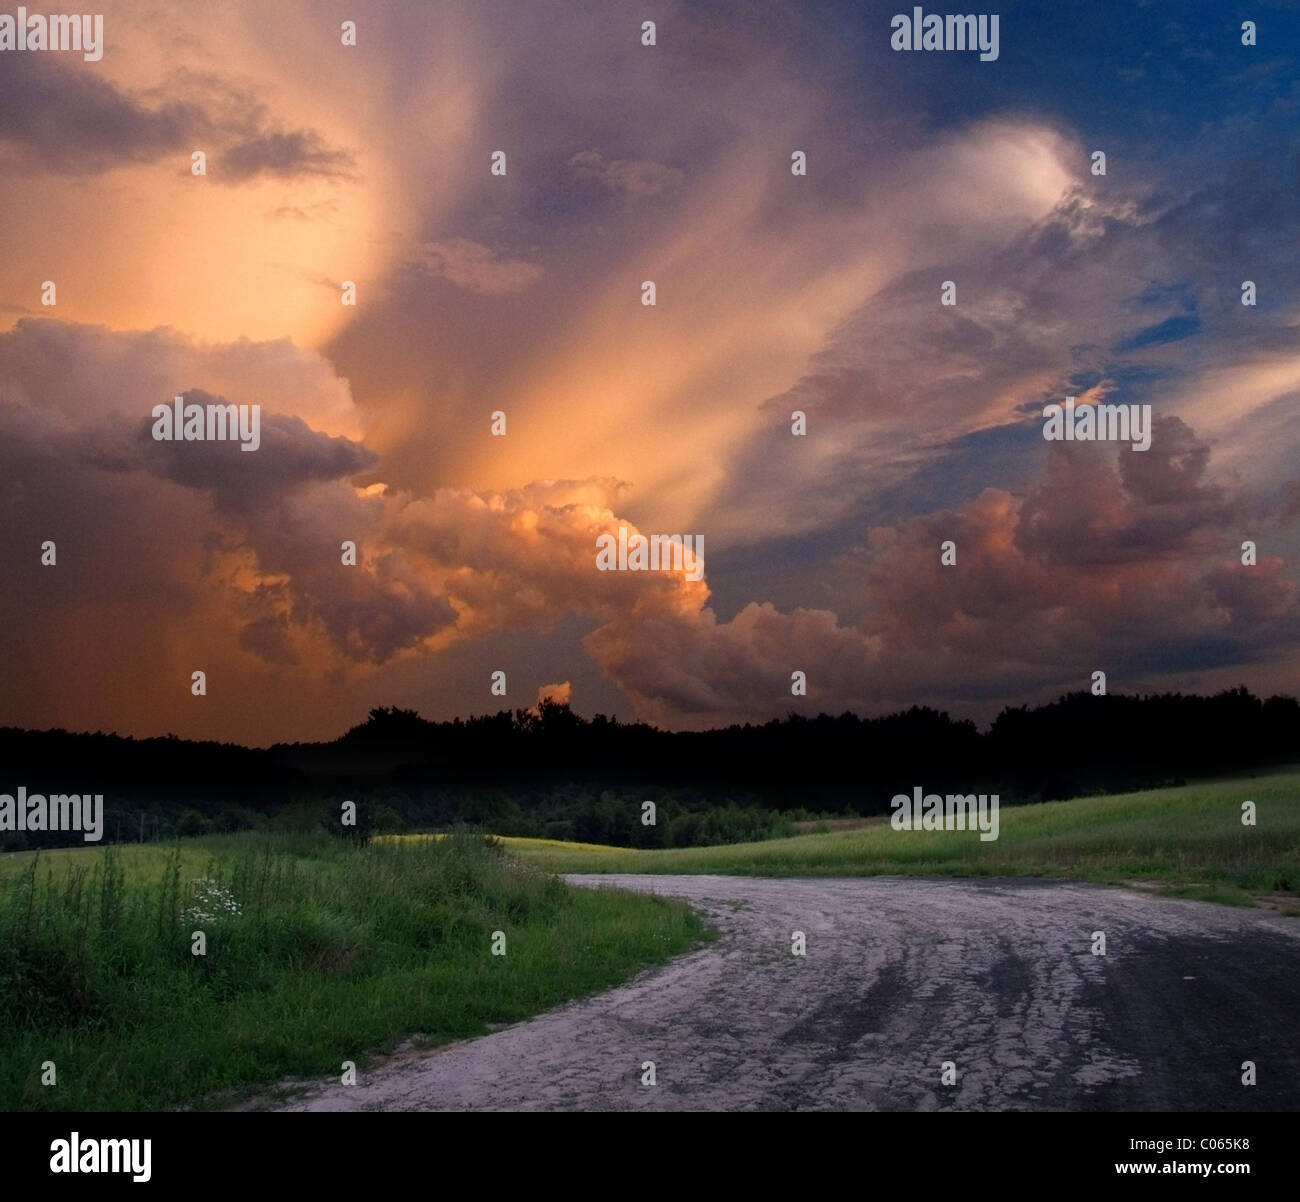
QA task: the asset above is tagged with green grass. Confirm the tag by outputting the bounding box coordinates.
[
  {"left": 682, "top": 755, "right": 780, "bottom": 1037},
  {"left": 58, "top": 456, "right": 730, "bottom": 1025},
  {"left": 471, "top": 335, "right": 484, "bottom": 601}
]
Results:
[
  {"left": 0, "top": 831, "right": 701, "bottom": 1111},
  {"left": 502, "top": 775, "right": 1300, "bottom": 904}
]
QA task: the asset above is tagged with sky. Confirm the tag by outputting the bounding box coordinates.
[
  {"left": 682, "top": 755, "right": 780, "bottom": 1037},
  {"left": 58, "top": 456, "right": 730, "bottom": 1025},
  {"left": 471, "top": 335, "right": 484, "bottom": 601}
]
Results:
[{"left": 1, "top": 0, "right": 1298, "bottom": 744}]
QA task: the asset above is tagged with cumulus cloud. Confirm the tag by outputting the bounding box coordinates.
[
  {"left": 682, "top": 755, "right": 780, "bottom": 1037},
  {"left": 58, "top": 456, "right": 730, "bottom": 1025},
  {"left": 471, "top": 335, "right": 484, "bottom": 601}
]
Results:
[
  {"left": 4, "top": 305, "right": 1298, "bottom": 739},
  {"left": 0, "top": 322, "right": 700, "bottom": 723},
  {"left": 140, "top": 396, "right": 378, "bottom": 505},
  {"left": 586, "top": 428, "right": 1300, "bottom": 728},
  {"left": 0, "top": 323, "right": 441, "bottom": 701},
  {"left": 0, "top": 318, "right": 363, "bottom": 438},
  {"left": 535, "top": 681, "right": 572, "bottom": 708},
  {"left": 1, "top": 1, "right": 1297, "bottom": 742},
  {"left": 712, "top": 139, "right": 1300, "bottom": 552}
]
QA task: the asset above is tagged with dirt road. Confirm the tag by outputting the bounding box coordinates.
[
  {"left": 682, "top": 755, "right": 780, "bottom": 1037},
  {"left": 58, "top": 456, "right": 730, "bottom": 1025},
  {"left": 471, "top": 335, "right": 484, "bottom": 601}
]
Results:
[{"left": 260, "top": 875, "right": 1300, "bottom": 1111}]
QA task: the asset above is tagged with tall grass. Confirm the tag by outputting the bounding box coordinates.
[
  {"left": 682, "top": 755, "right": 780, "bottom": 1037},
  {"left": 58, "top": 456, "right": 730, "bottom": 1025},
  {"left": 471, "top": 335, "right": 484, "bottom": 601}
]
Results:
[{"left": 0, "top": 831, "right": 700, "bottom": 1111}]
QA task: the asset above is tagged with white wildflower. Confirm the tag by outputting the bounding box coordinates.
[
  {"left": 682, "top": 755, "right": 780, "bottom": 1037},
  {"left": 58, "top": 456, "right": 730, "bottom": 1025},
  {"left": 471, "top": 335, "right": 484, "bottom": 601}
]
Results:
[{"left": 181, "top": 877, "right": 242, "bottom": 925}]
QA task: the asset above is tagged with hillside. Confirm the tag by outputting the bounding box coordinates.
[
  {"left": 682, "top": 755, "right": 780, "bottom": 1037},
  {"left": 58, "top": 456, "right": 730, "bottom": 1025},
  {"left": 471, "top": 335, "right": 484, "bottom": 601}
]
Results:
[{"left": 497, "top": 774, "right": 1300, "bottom": 909}]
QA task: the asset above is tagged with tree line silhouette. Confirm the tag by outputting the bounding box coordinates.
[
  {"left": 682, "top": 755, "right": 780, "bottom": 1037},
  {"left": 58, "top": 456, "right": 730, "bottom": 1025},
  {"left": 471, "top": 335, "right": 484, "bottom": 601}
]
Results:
[{"left": 1, "top": 686, "right": 1296, "bottom": 849}]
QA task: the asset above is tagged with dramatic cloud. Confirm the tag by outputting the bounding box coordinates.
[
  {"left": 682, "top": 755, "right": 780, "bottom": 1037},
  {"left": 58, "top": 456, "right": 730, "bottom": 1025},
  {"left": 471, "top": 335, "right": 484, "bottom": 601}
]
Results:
[
  {"left": 0, "top": 55, "right": 354, "bottom": 181},
  {"left": 0, "top": 319, "right": 363, "bottom": 438},
  {"left": 588, "top": 431, "right": 1300, "bottom": 728},
  {"left": 0, "top": 55, "right": 200, "bottom": 172},
  {"left": 0, "top": 0, "right": 1296, "bottom": 741}
]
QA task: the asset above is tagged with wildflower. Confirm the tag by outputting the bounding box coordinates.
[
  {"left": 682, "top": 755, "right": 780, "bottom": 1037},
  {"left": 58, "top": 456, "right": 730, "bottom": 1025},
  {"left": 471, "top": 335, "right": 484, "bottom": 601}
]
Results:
[{"left": 181, "top": 878, "right": 242, "bottom": 925}]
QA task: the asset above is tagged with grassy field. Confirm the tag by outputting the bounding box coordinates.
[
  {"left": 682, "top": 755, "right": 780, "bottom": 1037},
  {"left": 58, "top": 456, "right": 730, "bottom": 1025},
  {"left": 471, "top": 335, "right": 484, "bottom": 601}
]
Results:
[
  {"left": 498, "top": 775, "right": 1300, "bottom": 909},
  {"left": 5, "top": 776, "right": 1293, "bottom": 1111},
  {"left": 0, "top": 831, "right": 702, "bottom": 1111}
]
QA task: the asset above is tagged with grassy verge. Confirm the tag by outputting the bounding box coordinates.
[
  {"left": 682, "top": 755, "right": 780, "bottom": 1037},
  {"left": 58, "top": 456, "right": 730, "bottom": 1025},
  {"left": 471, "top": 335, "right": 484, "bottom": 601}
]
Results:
[
  {"left": 0, "top": 831, "right": 701, "bottom": 1111},
  {"left": 498, "top": 775, "right": 1300, "bottom": 908}
]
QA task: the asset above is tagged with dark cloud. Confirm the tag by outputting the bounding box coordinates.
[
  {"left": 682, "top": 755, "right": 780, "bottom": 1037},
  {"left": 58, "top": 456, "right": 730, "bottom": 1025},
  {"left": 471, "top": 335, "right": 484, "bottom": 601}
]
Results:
[
  {"left": 1018, "top": 417, "right": 1232, "bottom": 566},
  {"left": 0, "top": 55, "right": 354, "bottom": 181},
  {"left": 585, "top": 413, "right": 1300, "bottom": 728},
  {"left": 219, "top": 131, "right": 355, "bottom": 183},
  {"left": 0, "top": 55, "right": 200, "bottom": 171},
  {"left": 140, "top": 392, "right": 377, "bottom": 509}
]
